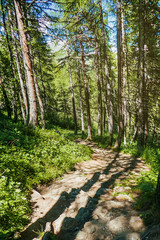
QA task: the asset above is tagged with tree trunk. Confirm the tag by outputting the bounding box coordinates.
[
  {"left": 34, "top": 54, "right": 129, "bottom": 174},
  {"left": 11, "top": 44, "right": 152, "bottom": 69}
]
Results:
[
  {"left": 121, "top": 6, "right": 127, "bottom": 146},
  {"left": 1, "top": 0, "right": 18, "bottom": 121},
  {"left": 77, "top": 66, "right": 85, "bottom": 136},
  {"left": 67, "top": 45, "right": 77, "bottom": 134},
  {"left": 99, "top": 0, "right": 113, "bottom": 145},
  {"left": 38, "top": 55, "right": 47, "bottom": 109},
  {"left": 29, "top": 45, "right": 45, "bottom": 128},
  {"left": 126, "top": 41, "right": 131, "bottom": 140},
  {"left": 18, "top": 92, "right": 26, "bottom": 124},
  {"left": 137, "top": 0, "right": 145, "bottom": 145},
  {"left": 8, "top": 6, "right": 28, "bottom": 123},
  {"left": 0, "top": 77, "right": 12, "bottom": 119},
  {"left": 25, "top": 12, "right": 45, "bottom": 128},
  {"left": 14, "top": 0, "right": 38, "bottom": 127},
  {"left": 143, "top": 1, "right": 148, "bottom": 146},
  {"left": 114, "top": 0, "right": 124, "bottom": 148},
  {"left": 34, "top": 73, "right": 45, "bottom": 128},
  {"left": 79, "top": 40, "right": 92, "bottom": 140},
  {"left": 61, "top": 86, "right": 69, "bottom": 122},
  {"left": 95, "top": 39, "right": 102, "bottom": 136}
]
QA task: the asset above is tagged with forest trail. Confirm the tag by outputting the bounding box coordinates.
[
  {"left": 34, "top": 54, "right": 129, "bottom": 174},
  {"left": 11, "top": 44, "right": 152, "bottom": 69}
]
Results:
[{"left": 21, "top": 139, "right": 151, "bottom": 240}]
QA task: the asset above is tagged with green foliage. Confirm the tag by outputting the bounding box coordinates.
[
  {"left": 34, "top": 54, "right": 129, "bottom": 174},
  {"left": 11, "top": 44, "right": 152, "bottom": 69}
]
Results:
[
  {"left": 0, "top": 177, "right": 30, "bottom": 233},
  {"left": 120, "top": 141, "right": 160, "bottom": 224},
  {"left": 122, "top": 142, "right": 160, "bottom": 172},
  {"left": 135, "top": 171, "right": 157, "bottom": 206},
  {"left": 0, "top": 115, "right": 92, "bottom": 237},
  {"left": 33, "top": 226, "right": 58, "bottom": 240}
]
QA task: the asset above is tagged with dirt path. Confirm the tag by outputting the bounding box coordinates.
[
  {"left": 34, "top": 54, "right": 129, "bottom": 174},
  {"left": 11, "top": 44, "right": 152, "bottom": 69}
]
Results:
[{"left": 21, "top": 140, "right": 150, "bottom": 240}]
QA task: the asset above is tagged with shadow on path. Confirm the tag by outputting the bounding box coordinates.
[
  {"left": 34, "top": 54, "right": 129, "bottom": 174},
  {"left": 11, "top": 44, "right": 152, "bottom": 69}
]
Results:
[
  {"left": 57, "top": 154, "right": 141, "bottom": 240},
  {"left": 21, "top": 141, "right": 142, "bottom": 240}
]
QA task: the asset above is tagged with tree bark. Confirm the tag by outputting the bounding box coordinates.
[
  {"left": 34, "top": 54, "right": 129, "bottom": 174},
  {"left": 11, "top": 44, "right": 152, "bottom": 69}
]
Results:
[
  {"left": 95, "top": 39, "right": 102, "bottom": 136},
  {"left": 38, "top": 55, "right": 47, "bottom": 109},
  {"left": 29, "top": 46, "right": 45, "bottom": 128},
  {"left": 8, "top": 6, "right": 28, "bottom": 123},
  {"left": 1, "top": 0, "right": 18, "bottom": 121},
  {"left": 99, "top": 0, "right": 113, "bottom": 145},
  {"left": 14, "top": 0, "right": 38, "bottom": 127},
  {"left": 18, "top": 92, "right": 26, "bottom": 124},
  {"left": 0, "top": 77, "right": 12, "bottom": 119},
  {"left": 79, "top": 40, "right": 92, "bottom": 139},
  {"left": 137, "top": 0, "right": 144, "bottom": 145},
  {"left": 25, "top": 11, "right": 45, "bottom": 128},
  {"left": 143, "top": 1, "right": 148, "bottom": 146},
  {"left": 67, "top": 45, "right": 77, "bottom": 134},
  {"left": 121, "top": 6, "right": 127, "bottom": 146},
  {"left": 126, "top": 40, "right": 131, "bottom": 140},
  {"left": 77, "top": 66, "right": 85, "bottom": 135},
  {"left": 114, "top": 0, "right": 124, "bottom": 148},
  {"left": 34, "top": 73, "right": 45, "bottom": 128}
]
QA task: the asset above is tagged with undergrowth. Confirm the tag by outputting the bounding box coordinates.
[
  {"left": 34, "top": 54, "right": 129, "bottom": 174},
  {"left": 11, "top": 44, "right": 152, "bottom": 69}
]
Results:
[
  {"left": 93, "top": 132, "right": 160, "bottom": 224},
  {"left": 0, "top": 115, "right": 92, "bottom": 239},
  {"left": 121, "top": 142, "right": 159, "bottom": 224}
]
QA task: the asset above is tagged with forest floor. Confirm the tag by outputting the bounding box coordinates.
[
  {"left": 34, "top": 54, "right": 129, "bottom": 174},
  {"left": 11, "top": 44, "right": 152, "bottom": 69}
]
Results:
[{"left": 20, "top": 139, "right": 157, "bottom": 240}]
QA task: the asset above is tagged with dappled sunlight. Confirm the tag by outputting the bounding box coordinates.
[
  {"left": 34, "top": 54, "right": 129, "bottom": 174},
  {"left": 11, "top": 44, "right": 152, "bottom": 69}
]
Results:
[{"left": 21, "top": 140, "right": 149, "bottom": 240}]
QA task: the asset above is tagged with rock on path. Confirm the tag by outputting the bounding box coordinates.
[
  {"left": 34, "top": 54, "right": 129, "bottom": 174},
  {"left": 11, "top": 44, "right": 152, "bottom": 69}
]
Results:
[{"left": 21, "top": 139, "right": 150, "bottom": 240}]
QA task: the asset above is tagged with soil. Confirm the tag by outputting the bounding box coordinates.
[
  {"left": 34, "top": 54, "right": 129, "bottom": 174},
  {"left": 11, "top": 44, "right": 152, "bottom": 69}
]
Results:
[{"left": 20, "top": 139, "right": 152, "bottom": 240}]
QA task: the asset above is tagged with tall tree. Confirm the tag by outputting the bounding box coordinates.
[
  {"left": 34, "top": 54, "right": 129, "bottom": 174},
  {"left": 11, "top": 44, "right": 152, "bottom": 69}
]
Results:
[
  {"left": 95, "top": 35, "right": 102, "bottom": 136},
  {"left": 99, "top": 0, "right": 113, "bottom": 145},
  {"left": 1, "top": 0, "right": 18, "bottom": 121},
  {"left": 13, "top": 0, "right": 38, "bottom": 127},
  {"left": 8, "top": 6, "right": 29, "bottom": 123},
  {"left": 79, "top": 39, "right": 92, "bottom": 139},
  {"left": 0, "top": 77, "right": 12, "bottom": 118},
  {"left": 114, "top": 0, "right": 124, "bottom": 148},
  {"left": 67, "top": 42, "right": 77, "bottom": 134}
]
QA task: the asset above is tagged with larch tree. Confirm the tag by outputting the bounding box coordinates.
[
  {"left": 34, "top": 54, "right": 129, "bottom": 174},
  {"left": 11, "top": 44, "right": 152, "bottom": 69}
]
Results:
[
  {"left": 98, "top": 0, "right": 113, "bottom": 146},
  {"left": 13, "top": 0, "right": 38, "bottom": 127},
  {"left": 66, "top": 40, "right": 78, "bottom": 134},
  {"left": 79, "top": 38, "right": 92, "bottom": 140},
  {"left": 114, "top": 0, "right": 124, "bottom": 148}
]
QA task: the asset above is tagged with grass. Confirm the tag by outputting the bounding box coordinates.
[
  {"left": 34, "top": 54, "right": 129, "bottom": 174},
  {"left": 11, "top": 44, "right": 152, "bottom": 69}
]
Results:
[
  {"left": 0, "top": 114, "right": 92, "bottom": 239},
  {"left": 115, "top": 142, "right": 159, "bottom": 224},
  {"left": 92, "top": 131, "right": 160, "bottom": 224}
]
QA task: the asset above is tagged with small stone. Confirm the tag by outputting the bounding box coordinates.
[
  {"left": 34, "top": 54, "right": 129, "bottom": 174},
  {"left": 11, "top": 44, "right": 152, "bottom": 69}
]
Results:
[
  {"left": 77, "top": 190, "right": 89, "bottom": 207},
  {"left": 76, "top": 231, "right": 88, "bottom": 240},
  {"left": 116, "top": 193, "right": 132, "bottom": 202},
  {"left": 125, "top": 232, "right": 141, "bottom": 240},
  {"left": 92, "top": 205, "right": 108, "bottom": 220},
  {"left": 32, "top": 189, "right": 45, "bottom": 201},
  {"left": 129, "top": 216, "right": 144, "bottom": 231},
  {"left": 53, "top": 213, "right": 66, "bottom": 234},
  {"left": 104, "top": 200, "right": 125, "bottom": 209},
  {"left": 84, "top": 221, "right": 96, "bottom": 234},
  {"left": 44, "top": 222, "right": 52, "bottom": 232},
  {"left": 107, "top": 215, "right": 128, "bottom": 234}
]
